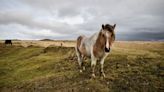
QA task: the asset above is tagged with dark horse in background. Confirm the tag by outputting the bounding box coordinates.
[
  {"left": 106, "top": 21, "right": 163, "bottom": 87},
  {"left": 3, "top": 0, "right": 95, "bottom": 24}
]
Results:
[
  {"left": 5, "top": 40, "right": 12, "bottom": 46},
  {"left": 75, "top": 24, "right": 116, "bottom": 78}
]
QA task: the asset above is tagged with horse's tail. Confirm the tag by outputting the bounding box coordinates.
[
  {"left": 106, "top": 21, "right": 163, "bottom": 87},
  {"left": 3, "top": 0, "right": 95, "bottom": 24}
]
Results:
[
  {"left": 75, "top": 36, "right": 83, "bottom": 55},
  {"left": 75, "top": 36, "right": 84, "bottom": 68},
  {"left": 77, "top": 36, "right": 83, "bottom": 50}
]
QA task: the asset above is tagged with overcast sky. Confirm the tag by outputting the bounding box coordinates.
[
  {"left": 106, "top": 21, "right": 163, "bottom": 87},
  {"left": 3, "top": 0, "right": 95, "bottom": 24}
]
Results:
[{"left": 0, "top": 0, "right": 164, "bottom": 40}]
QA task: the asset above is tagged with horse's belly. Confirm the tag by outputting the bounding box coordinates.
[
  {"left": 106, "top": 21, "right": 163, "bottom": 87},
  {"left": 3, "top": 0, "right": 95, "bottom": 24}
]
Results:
[
  {"left": 80, "top": 48, "right": 91, "bottom": 57},
  {"left": 84, "top": 43, "right": 92, "bottom": 56},
  {"left": 79, "top": 44, "right": 91, "bottom": 57}
]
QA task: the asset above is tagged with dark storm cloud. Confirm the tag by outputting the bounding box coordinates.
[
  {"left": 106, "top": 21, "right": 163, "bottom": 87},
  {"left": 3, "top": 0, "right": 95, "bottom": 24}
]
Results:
[{"left": 0, "top": 0, "right": 164, "bottom": 40}]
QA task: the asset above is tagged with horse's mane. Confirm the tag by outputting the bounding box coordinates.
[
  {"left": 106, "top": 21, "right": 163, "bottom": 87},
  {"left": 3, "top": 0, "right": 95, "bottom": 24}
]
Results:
[
  {"left": 104, "top": 24, "right": 115, "bottom": 42},
  {"left": 111, "top": 31, "right": 115, "bottom": 42}
]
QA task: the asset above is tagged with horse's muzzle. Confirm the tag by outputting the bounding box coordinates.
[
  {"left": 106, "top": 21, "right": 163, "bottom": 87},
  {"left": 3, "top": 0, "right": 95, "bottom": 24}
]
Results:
[{"left": 105, "top": 47, "right": 110, "bottom": 52}]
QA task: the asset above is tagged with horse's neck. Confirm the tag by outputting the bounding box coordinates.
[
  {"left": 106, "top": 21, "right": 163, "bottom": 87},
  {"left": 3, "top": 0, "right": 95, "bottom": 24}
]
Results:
[
  {"left": 94, "top": 31, "right": 106, "bottom": 49},
  {"left": 89, "top": 33, "right": 99, "bottom": 41}
]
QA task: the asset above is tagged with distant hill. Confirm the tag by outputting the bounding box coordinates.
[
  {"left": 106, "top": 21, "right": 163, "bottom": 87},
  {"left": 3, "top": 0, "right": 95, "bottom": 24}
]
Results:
[{"left": 40, "top": 39, "right": 54, "bottom": 41}]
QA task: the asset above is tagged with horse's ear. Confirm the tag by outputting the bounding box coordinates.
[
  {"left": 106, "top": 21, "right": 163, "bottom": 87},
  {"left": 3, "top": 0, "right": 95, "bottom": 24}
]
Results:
[
  {"left": 102, "top": 24, "right": 105, "bottom": 29},
  {"left": 113, "top": 24, "right": 116, "bottom": 29}
]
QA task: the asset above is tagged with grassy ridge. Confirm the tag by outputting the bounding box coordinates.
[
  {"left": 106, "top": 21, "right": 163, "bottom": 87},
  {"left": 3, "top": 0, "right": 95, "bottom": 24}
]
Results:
[{"left": 0, "top": 42, "right": 164, "bottom": 92}]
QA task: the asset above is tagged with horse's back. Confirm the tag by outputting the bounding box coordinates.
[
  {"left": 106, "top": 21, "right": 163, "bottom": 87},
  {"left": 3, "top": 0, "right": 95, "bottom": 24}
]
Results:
[{"left": 76, "top": 33, "right": 99, "bottom": 57}]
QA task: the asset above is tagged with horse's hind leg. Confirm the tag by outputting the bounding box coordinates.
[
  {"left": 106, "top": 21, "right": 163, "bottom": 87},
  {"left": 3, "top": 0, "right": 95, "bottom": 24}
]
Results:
[
  {"left": 75, "top": 47, "right": 84, "bottom": 72},
  {"left": 81, "top": 55, "right": 86, "bottom": 71}
]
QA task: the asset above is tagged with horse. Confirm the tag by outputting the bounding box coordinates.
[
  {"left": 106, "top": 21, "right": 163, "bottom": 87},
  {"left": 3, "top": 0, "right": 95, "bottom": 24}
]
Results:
[
  {"left": 5, "top": 40, "right": 12, "bottom": 46},
  {"left": 75, "top": 24, "right": 116, "bottom": 78}
]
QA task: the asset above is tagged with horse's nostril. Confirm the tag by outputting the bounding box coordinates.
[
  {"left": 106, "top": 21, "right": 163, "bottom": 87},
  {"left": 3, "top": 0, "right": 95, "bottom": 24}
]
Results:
[{"left": 105, "top": 47, "right": 110, "bottom": 52}]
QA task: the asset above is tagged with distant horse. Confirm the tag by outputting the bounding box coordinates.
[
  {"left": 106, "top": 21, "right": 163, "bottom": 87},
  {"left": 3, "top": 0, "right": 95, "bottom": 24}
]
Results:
[
  {"left": 75, "top": 24, "right": 116, "bottom": 78},
  {"left": 5, "top": 40, "right": 12, "bottom": 46}
]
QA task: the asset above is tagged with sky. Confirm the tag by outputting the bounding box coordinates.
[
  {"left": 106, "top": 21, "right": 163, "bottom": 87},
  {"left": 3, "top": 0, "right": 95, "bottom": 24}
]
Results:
[{"left": 0, "top": 0, "right": 164, "bottom": 41}]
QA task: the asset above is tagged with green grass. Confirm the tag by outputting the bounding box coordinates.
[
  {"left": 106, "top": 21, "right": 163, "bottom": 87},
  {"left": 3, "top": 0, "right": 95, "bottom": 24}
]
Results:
[{"left": 0, "top": 42, "right": 164, "bottom": 92}]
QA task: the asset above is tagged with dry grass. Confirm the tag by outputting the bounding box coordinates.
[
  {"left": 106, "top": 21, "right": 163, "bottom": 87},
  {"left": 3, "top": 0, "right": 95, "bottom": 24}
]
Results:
[
  {"left": 0, "top": 41, "right": 163, "bottom": 92},
  {"left": 0, "top": 40, "right": 75, "bottom": 47}
]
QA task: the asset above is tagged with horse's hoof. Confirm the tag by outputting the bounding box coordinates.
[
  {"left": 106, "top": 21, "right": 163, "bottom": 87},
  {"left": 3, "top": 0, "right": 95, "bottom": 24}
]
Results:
[
  {"left": 91, "top": 74, "right": 96, "bottom": 78},
  {"left": 101, "top": 73, "right": 106, "bottom": 78},
  {"left": 82, "top": 66, "right": 86, "bottom": 71},
  {"left": 80, "top": 70, "right": 83, "bottom": 73}
]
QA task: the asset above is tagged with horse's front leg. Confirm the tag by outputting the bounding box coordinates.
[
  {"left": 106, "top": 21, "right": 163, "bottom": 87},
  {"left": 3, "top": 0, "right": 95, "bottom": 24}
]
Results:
[
  {"left": 91, "top": 56, "right": 97, "bottom": 78},
  {"left": 100, "top": 59, "right": 106, "bottom": 78}
]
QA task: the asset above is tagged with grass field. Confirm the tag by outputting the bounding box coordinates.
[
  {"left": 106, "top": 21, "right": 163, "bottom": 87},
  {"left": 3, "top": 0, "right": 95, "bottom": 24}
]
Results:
[{"left": 0, "top": 41, "right": 163, "bottom": 92}]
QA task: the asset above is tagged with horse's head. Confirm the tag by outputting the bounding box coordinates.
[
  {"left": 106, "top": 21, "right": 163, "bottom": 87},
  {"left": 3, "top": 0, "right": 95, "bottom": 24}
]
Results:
[{"left": 101, "top": 24, "right": 116, "bottom": 52}]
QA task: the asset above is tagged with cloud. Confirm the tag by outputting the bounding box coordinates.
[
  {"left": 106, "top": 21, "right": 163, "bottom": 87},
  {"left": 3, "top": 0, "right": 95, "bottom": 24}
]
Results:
[{"left": 0, "top": 0, "right": 164, "bottom": 40}]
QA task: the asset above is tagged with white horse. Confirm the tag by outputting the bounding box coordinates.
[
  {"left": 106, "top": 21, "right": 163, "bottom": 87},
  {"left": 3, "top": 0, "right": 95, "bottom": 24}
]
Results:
[{"left": 75, "top": 24, "right": 116, "bottom": 78}]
